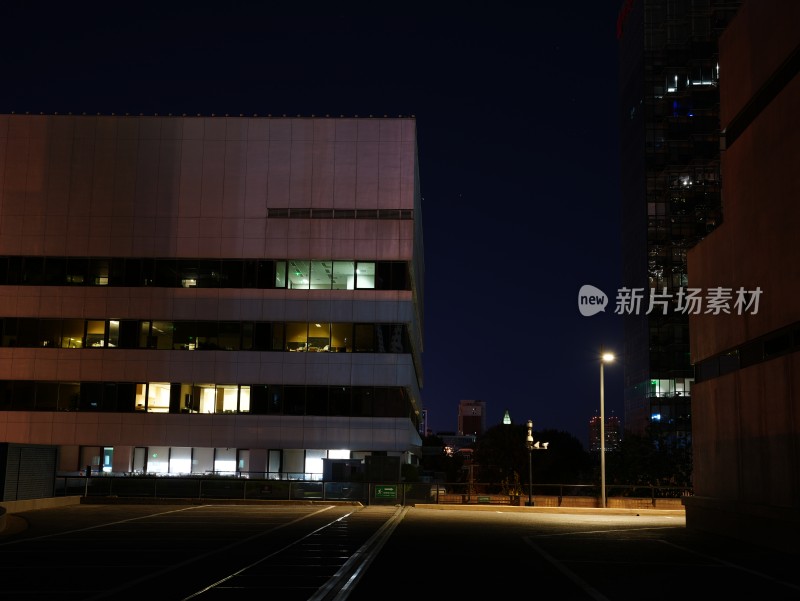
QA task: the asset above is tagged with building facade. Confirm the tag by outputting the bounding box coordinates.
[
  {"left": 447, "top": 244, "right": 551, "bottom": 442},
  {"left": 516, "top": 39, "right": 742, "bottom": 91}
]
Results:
[
  {"left": 0, "top": 114, "right": 424, "bottom": 479},
  {"left": 457, "top": 399, "right": 486, "bottom": 436},
  {"left": 588, "top": 414, "right": 621, "bottom": 453},
  {"left": 617, "top": 0, "right": 742, "bottom": 440},
  {"left": 419, "top": 407, "right": 429, "bottom": 438},
  {"left": 684, "top": 0, "right": 800, "bottom": 552}
]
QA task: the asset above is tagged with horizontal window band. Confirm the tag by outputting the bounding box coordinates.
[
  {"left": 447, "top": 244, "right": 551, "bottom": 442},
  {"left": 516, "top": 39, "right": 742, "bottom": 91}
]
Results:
[
  {"left": 0, "top": 319, "right": 413, "bottom": 354},
  {"left": 0, "top": 257, "right": 412, "bottom": 291},
  {"left": 267, "top": 208, "right": 413, "bottom": 219}
]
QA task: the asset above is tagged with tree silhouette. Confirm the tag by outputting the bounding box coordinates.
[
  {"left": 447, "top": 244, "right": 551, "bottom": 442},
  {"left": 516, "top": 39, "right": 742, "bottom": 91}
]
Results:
[
  {"left": 422, "top": 424, "right": 691, "bottom": 489},
  {"left": 604, "top": 427, "right": 693, "bottom": 487},
  {"left": 472, "top": 424, "right": 592, "bottom": 485}
]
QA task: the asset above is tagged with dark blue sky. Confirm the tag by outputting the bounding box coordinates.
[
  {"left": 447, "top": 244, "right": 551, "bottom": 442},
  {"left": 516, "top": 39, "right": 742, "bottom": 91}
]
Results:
[{"left": 1, "top": 3, "right": 626, "bottom": 447}]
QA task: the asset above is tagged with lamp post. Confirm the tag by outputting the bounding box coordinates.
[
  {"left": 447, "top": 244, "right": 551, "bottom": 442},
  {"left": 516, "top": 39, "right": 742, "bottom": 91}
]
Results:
[
  {"left": 525, "top": 420, "right": 548, "bottom": 507},
  {"left": 600, "top": 346, "right": 615, "bottom": 508},
  {"left": 526, "top": 420, "right": 534, "bottom": 506}
]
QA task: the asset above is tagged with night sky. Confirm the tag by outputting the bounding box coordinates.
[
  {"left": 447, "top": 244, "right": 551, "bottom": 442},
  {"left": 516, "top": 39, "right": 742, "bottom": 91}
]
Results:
[{"left": 1, "top": 3, "right": 626, "bottom": 447}]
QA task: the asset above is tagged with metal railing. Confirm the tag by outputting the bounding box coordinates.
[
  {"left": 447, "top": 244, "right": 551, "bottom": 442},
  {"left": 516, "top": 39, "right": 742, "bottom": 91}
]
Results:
[
  {"left": 54, "top": 476, "right": 692, "bottom": 507},
  {"left": 426, "top": 482, "right": 692, "bottom": 505}
]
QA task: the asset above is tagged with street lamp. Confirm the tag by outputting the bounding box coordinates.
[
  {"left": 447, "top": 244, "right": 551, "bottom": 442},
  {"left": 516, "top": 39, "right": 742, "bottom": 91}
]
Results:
[
  {"left": 600, "top": 346, "right": 615, "bottom": 508},
  {"left": 526, "top": 420, "right": 534, "bottom": 506},
  {"left": 525, "top": 419, "right": 549, "bottom": 507}
]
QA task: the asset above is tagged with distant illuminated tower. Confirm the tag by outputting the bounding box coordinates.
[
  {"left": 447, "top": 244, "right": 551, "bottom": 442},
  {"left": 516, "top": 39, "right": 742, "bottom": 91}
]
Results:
[
  {"left": 458, "top": 400, "right": 486, "bottom": 436},
  {"left": 589, "top": 414, "right": 621, "bottom": 453}
]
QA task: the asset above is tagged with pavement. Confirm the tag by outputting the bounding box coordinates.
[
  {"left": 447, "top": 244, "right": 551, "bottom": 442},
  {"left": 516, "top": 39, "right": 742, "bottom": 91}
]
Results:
[
  {"left": 413, "top": 503, "right": 685, "bottom": 515},
  {"left": 0, "top": 500, "right": 684, "bottom": 539},
  {"left": 0, "top": 514, "right": 29, "bottom": 537}
]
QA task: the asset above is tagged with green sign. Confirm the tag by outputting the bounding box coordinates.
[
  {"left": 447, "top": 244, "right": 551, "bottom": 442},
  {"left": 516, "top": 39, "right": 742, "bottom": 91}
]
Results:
[
  {"left": 375, "top": 485, "right": 397, "bottom": 499},
  {"left": 478, "top": 496, "right": 490, "bottom": 504}
]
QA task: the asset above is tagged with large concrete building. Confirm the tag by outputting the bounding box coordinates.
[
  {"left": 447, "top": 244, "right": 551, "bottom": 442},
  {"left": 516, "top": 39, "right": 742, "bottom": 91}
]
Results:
[
  {"left": 0, "top": 114, "right": 424, "bottom": 479},
  {"left": 684, "top": 0, "right": 800, "bottom": 552}
]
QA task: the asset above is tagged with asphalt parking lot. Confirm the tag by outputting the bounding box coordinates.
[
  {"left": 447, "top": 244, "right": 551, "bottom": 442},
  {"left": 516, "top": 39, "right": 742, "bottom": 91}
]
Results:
[
  {"left": 348, "top": 505, "right": 800, "bottom": 600},
  {"left": 2, "top": 502, "right": 799, "bottom": 600}
]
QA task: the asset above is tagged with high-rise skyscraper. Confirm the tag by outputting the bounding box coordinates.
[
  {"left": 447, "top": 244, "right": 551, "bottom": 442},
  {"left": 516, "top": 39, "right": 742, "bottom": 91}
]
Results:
[
  {"left": 617, "top": 0, "right": 742, "bottom": 441},
  {"left": 419, "top": 408, "right": 429, "bottom": 438},
  {"left": 457, "top": 399, "right": 486, "bottom": 436},
  {"left": 589, "top": 414, "right": 621, "bottom": 453}
]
